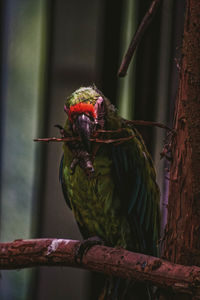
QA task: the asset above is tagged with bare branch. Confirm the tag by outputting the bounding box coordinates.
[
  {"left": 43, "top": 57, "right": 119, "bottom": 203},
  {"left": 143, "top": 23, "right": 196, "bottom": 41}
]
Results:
[
  {"left": 118, "top": 0, "right": 162, "bottom": 77},
  {"left": 33, "top": 135, "right": 136, "bottom": 144},
  {"left": 1, "top": 238, "right": 200, "bottom": 297},
  {"left": 33, "top": 137, "right": 78, "bottom": 143},
  {"left": 124, "top": 120, "right": 172, "bottom": 131},
  {"left": 33, "top": 121, "right": 172, "bottom": 144}
]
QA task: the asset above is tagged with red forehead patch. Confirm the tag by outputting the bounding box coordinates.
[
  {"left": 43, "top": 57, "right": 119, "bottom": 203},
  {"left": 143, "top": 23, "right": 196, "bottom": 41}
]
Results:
[{"left": 68, "top": 102, "right": 97, "bottom": 121}]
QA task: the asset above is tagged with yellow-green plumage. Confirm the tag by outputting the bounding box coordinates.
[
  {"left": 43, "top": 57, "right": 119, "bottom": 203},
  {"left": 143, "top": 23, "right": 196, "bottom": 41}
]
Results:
[
  {"left": 63, "top": 141, "right": 134, "bottom": 249},
  {"left": 61, "top": 86, "right": 160, "bottom": 255},
  {"left": 60, "top": 86, "right": 160, "bottom": 299}
]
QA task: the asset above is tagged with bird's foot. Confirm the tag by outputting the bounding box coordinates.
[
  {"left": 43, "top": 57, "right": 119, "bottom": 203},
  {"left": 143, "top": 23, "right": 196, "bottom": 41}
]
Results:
[
  {"left": 75, "top": 236, "right": 104, "bottom": 264},
  {"left": 70, "top": 150, "right": 95, "bottom": 177}
]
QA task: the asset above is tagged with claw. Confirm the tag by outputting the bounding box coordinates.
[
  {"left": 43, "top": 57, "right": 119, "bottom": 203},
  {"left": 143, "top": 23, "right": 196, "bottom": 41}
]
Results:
[
  {"left": 70, "top": 158, "right": 79, "bottom": 174},
  {"left": 75, "top": 236, "right": 104, "bottom": 264},
  {"left": 69, "top": 150, "right": 95, "bottom": 177},
  {"left": 54, "top": 124, "right": 66, "bottom": 137}
]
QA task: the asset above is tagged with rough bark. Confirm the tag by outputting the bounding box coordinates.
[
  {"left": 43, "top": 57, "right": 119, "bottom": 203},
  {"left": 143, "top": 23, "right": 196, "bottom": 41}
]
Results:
[
  {"left": 163, "top": 0, "right": 200, "bottom": 266},
  {"left": 1, "top": 239, "right": 200, "bottom": 297},
  {"left": 161, "top": 0, "right": 200, "bottom": 298}
]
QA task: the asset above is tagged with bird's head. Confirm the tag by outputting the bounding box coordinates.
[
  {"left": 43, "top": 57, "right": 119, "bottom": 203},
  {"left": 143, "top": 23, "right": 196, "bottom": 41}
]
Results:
[{"left": 64, "top": 86, "right": 106, "bottom": 152}]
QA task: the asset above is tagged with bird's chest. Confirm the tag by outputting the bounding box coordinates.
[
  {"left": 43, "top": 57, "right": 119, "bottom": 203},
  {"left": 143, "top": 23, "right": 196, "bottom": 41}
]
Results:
[{"left": 63, "top": 145, "right": 118, "bottom": 236}]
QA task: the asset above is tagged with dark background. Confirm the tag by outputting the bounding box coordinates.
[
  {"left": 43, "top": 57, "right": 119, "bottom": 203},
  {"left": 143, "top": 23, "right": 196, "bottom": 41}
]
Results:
[{"left": 0, "top": 0, "right": 185, "bottom": 299}]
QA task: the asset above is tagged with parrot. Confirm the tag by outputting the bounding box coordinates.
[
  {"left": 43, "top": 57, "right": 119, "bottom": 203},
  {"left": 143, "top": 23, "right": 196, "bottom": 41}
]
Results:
[{"left": 59, "top": 86, "right": 160, "bottom": 300}]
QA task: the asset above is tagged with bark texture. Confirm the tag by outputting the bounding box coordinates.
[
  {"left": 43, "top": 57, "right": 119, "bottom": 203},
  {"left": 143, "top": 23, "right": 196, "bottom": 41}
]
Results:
[
  {"left": 163, "top": 0, "right": 200, "bottom": 267},
  {"left": 160, "top": 2, "right": 200, "bottom": 298},
  {"left": 1, "top": 239, "right": 200, "bottom": 297}
]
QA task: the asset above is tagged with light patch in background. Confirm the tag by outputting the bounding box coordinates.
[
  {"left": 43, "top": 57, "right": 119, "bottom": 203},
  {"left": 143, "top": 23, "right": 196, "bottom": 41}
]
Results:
[
  {"left": 117, "top": 0, "right": 137, "bottom": 119},
  {"left": 0, "top": 0, "right": 46, "bottom": 299},
  {"left": 154, "top": 0, "right": 173, "bottom": 235}
]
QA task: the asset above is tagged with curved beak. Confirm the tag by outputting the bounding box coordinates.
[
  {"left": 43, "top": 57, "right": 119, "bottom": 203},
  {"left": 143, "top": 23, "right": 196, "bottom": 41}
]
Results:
[{"left": 74, "top": 114, "right": 94, "bottom": 152}]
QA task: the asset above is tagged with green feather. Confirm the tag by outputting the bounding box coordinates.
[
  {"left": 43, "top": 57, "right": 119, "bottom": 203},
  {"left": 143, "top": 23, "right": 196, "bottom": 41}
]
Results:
[
  {"left": 145, "top": 187, "right": 153, "bottom": 232},
  {"left": 140, "top": 193, "right": 147, "bottom": 226},
  {"left": 61, "top": 86, "right": 160, "bottom": 258},
  {"left": 128, "top": 167, "right": 141, "bottom": 214},
  {"left": 136, "top": 180, "right": 145, "bottom": 216}
]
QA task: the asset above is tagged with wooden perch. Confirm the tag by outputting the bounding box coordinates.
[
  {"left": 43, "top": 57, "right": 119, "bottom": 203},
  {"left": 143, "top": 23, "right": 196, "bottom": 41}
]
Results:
[{"left": 1, "top": 238, "right": 200, "bottom": 297}]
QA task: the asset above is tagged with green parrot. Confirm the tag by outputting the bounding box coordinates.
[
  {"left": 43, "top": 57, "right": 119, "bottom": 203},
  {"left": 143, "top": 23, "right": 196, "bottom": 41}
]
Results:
[{"left": 59, "top": 86, "right": 160, "bottom": 299}]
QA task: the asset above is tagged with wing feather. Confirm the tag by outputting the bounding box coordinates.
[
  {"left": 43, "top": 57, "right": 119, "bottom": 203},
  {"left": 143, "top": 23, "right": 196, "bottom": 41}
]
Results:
[{"left": 112, "top": 138, "right": 160, "bottom": 256}]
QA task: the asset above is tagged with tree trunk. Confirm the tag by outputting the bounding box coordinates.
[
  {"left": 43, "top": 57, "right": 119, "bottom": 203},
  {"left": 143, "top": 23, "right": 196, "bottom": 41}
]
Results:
[{"left": 162, "top": 0, "right": 200, "bottom": 298}]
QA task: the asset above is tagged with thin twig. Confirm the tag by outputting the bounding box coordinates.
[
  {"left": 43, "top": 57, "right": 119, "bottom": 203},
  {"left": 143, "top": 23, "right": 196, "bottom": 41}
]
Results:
[
  {"left": 34, "top": 135, "right": 136, "bottom": 144},
  {"left": 118, "top": 0, "right": 162, "bottom": 77},
  {"left": 34, "top": 137, "right": 79, "bottom": 143},
  {"left": 34, "top": 120, "right": 173, "bottom": 144},
  {"left": 125, "top": 119, "right": 172, "bottom": 132}
]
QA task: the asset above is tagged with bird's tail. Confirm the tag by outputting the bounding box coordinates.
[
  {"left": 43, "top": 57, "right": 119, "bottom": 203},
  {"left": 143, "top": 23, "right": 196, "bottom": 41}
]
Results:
[{"left": 98, "top": 277, "right": 152, "bottom": 300}]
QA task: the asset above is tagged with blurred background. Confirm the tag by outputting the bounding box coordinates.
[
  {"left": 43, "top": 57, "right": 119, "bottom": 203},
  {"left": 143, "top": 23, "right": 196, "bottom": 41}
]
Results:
[{"left": 0, "top": 0, "right": 185, "bottom": 299}]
